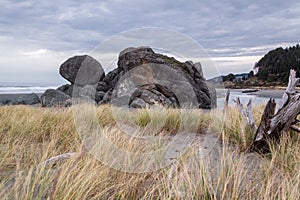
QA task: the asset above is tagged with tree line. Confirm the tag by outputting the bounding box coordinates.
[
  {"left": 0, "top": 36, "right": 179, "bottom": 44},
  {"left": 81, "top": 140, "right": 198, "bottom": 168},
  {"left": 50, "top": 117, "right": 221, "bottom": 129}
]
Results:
[{"left": 255, "top": 44, "right": 300, "bottom": 83}]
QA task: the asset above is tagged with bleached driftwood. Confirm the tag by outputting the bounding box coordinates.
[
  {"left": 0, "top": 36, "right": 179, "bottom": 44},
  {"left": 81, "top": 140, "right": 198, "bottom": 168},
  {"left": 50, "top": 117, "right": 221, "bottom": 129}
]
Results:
[
  {"left": 276, "top": 70, "right": 300, "bottom": 113},
  {"left": 231, "top": 69, "right": 300, "bottom": 152},
  {"left": 254, "top": 99, "right": 276, "bottom": 141},
  {"left": 290, "top": 124, "right": 300, "bottom": 132},
  {"left": 224, "top": 89, "right": 230, "bottom": 111},
  {"left": 235, "top": 98, "right": 257, "bottom": 131},
  {"left": 40, "top": 152, "right": 76, "bottom": 167},
  {"left": 252, "top": 98, "right": 276, "bottom": 151}
]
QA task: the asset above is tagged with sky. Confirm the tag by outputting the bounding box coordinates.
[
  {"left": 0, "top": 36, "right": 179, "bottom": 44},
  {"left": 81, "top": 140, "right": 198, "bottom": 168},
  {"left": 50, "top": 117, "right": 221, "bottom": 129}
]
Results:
[{"left": 0, "top": 0, "right": 300, "bottom": 85}]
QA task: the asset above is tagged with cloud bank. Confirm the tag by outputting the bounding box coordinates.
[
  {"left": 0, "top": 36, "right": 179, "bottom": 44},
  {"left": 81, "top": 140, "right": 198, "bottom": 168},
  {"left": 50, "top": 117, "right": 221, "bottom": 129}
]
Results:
[{"left": 1, "top": 0, "right": 300, "bottom": 83}]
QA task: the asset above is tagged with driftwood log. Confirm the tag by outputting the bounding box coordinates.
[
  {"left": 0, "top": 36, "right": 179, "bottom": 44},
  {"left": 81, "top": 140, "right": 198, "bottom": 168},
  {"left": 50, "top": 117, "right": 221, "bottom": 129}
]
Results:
[
  {"left": 228, "top": 69, "right": 300, "bottom": 152},
  {"left": 40, "top": 152, "right": 76, "bottom": 167}
]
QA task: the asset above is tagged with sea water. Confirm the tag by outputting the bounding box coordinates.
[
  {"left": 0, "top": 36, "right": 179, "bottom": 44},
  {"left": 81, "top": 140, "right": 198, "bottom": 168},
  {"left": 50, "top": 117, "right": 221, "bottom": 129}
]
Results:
[{"left": 0, "top": 82, "right": 57, "bottom": 94}]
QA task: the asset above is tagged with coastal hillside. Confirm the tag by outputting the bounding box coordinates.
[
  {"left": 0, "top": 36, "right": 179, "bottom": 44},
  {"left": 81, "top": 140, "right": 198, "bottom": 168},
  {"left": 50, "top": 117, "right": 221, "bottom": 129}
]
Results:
[
  {"left": 255, "top": 44, "right": 300, "bottom": 83},
  {"left": 209, "top": 44, "right": 300, "bottom": 88}
]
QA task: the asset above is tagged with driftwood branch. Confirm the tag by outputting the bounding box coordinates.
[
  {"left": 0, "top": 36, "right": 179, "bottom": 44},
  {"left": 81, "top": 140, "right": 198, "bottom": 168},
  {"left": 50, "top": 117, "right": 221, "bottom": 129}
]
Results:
[
  {"left": 235, "top": 98, "right": 257, "bottom": 131},
  {"left": 276, "top": 69, "right": 300, "bottom": 113},
  {"left": 224, "top": 89, "right": 230, "bottom": 111},
  {"left": 290, "top": 125, "right": 300, "bottom": 132},
  {"left": 254, "top": 99, "right": 276, "bottom": 141},
  {"left": 40, "top": 152, "right": 76, "bottom": 167},
  {"left": 246, "top": 99, "right": 257, "bottom": 130},
  {"left": 268, "top": 94, "right": 300, "bottom": 134},
  {"left": 251, "top": 99, "right": 276, "bottom": 152},
  {"left": 230, "top": 69, "right": 300, "bottom": 152},
  {"left": 254, "top": 69, "right": 300, "bottom": 152}
]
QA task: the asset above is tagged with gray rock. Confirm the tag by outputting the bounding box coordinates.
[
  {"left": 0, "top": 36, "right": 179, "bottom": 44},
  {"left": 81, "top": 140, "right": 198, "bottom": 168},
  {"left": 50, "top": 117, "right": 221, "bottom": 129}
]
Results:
[
  {"left": 96, "top": 81, "right": 109, "bottom": 92},
  {"left": 99, "top": 90, "right": 112, "bottom": 104},
  {"left": 119, "top": 46, "right": 154, "bottom": 58},
  {"left": 193, "top": 62, "right": 204, "bottom": 79},
  {"left": 130, "top": 98, "right": 148, "bottom": 108},
  {"left": 15, "top": 93, "right": 41, "bottom": 105},
  {"left": 115, "top": 46, "right": 216, "bottom": 109},
  {"left": 0, "top": 93, "right": 40, "bottom": 105},
  {"left": 57, "top": 47, "right": 216, "bottom": 109},
  {"left": 128, "top": 83, "right": 178, "bottom": 108},
  {"left": 0, "top": 98, "right": 11, "bottom": 105},
  {"left": 59, "top": 55, "right": 104, "bottom": 86},
  {"left": 95, "top": 91, "right": 106, "bottom": 103},
  {"left": 79, "top": 85, "right": 96, "bottom": 99},
  {"left": 102, "top": 68, "right": 120, "bottom": 87},
  {"left": 57, "top": 84, "right": 73, "bottom": 96},
  {"left": 41, "top": 89, "right": 71, "bottom": 107}
]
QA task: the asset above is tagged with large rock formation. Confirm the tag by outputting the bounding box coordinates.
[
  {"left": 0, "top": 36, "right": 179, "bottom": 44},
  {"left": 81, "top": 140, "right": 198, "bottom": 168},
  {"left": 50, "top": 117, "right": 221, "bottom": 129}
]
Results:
[
  {"left": 43, "top": 46, "right": 216, "bottom": 109},
  {"left": 99, "top": 46, "right": 216, "bottom": 109}
]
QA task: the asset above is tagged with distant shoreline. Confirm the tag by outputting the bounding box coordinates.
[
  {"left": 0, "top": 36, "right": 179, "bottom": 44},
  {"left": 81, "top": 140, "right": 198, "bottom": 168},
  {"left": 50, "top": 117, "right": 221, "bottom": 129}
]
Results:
[
  {"left": 225, "top": 86, "right": 290, "bottom": 90},
  {"left": 240, "top": 89, "right": 285, "bottom": 98},
  {"left": 217, "top": 88, "right": 285, "bottom": 99}
]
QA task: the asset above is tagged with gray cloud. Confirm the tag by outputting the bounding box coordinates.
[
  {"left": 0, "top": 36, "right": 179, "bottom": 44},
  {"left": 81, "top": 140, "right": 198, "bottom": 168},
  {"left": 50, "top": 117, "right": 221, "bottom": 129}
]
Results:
[{"left": 0, "top": 0, "right": 300, "bottom": 83}]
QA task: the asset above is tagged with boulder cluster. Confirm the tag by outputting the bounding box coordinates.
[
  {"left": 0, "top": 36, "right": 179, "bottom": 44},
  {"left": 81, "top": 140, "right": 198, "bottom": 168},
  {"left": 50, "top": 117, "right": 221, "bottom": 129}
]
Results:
[
  {"left": 0, "top": 93, "right": 40, "bottom": 106},
  {"left": 41, "top": 46, "right": 216, "bottom": 109}
]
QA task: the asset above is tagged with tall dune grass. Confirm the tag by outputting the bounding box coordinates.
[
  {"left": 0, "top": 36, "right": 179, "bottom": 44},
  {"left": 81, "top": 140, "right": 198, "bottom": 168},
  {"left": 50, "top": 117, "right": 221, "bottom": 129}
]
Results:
[{"left": 0, "top": 105, "right": 299, "bottom": 199}]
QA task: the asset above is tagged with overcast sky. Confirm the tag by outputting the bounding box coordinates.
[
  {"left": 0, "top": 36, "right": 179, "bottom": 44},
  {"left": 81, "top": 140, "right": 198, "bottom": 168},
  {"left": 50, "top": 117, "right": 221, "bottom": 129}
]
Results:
[{"left": 1, "top": 0, "right": 300, "bottom": 85}]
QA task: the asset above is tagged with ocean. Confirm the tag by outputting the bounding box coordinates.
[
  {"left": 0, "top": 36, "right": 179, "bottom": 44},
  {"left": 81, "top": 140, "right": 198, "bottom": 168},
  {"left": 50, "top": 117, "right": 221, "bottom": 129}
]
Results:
[{"left": 0, "top": 82, "right": 58, "bottom": 94}]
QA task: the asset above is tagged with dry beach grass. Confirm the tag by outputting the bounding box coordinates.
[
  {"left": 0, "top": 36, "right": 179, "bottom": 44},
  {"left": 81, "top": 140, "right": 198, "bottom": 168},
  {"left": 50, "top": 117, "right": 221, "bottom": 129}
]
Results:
[{"left": 0, "top": 105, "right": 299, "bottom": 199}]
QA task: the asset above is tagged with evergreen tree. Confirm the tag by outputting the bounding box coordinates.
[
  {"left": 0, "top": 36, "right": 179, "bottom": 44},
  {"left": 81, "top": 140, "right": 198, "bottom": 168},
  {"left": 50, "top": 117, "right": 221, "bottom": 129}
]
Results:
[{"left": 255, "top": 44, "right": 300, "bottom": 83}]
